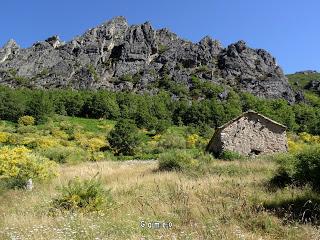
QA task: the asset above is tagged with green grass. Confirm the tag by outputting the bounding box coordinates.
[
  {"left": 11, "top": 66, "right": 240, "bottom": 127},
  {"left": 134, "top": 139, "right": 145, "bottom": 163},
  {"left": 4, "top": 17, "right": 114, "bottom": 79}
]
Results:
[
  {"left": 287, "top": 72, "right": 320, "bottom": 90},
  {"left": 55, "top": 116, "right": 116, "bottom": 133}
]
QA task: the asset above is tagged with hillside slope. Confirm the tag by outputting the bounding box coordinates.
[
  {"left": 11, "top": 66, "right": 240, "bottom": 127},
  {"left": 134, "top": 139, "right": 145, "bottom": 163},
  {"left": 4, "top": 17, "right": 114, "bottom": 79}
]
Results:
[{"left": 0, "top": 17, "right": 297, "bottom": 102}]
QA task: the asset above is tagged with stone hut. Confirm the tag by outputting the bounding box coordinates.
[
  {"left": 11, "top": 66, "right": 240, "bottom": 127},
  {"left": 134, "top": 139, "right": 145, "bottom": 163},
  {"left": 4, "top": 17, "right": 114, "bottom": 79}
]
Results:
[{"left": 206, "top": 111, "right": 288, "bottom": 156}]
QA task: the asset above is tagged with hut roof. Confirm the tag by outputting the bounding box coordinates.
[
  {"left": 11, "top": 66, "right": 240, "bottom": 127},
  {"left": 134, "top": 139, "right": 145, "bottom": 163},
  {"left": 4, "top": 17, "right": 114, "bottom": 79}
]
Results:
[{"left": 217, "top": 110, "right": 287, "bottom": 130}]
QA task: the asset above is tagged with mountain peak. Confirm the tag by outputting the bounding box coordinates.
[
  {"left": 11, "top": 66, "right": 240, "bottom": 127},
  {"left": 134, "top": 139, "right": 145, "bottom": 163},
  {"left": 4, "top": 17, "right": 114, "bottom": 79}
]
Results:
[{"left": 0, "top": 17, "right": 297, "bottom": 103}]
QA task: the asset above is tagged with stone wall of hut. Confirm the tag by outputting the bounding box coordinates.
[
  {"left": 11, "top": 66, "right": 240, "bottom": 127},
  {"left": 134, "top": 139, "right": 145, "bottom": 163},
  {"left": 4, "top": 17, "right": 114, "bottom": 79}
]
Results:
[{"left": 210, "top": 113, "right": 288, "bottom": 156}]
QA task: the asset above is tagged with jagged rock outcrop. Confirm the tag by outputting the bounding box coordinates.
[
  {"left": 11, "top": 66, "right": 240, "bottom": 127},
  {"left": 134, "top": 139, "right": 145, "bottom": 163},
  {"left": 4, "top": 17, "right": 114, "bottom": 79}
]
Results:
[
  {"left": 0, "top": 39, "right": 20, "bottom": 63},
  {"left": 0, "top": 16, "right": 297, "bottom": 102},
  {"left": 305, "top": 80, "right": 320, "bottom": 94},
  {"left": 295, "top": 70, "right": 318, "bottom": 75}
]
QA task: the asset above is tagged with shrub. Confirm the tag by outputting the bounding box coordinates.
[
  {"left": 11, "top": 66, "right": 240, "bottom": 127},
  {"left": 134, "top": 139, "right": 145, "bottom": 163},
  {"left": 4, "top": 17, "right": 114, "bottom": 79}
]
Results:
[
  {"left": 107, "top": 119, "right": 141, "bottom": 156},
  {"left": 0, "top": 132, "right": 11, "bottom": 144},
  {"left": 18, "top": 115, "right": 35, "bottom": 126},
  {"left": 219, "top": 150, "right": 243, "bottom": 160},
  {"left": 53, "top": 176, "right": 111, "bottom": 211},
  {"left": 271, "top": 146, "right": 320, "bottom": 190},
  {"left": 35, "top": 137, "right": 60, "bottom": 149},
  {"left": 51, "top": 129, "right": 69, "bottom": 140},
  {"left": 158, "top": 44, "right": 169, "bottom": 54},
  {"left": 85, "top": 137, "right": 107, "bottom": 152},
  {"left": 89, "top": 152, "right": 105, "bottom": 162},
  {"left": 150, "top": 119, "right": 171, "bottom": 134},
  {"left": 294, "top": 146, "right": 320, "bottom": 189},
  {"left": 158, "top": 150, "right": 198, "bottom": 171},
  {"left": 41, "top": 146, "right": 88, "bottom": 164},
  {"left": 157, "top": 134, "right": 186, "bottom": 151},
  {"left": 0, "top": 146, "right": 57, "bottom": 188},
  {"left": 16, "top": 125, "right": 37, "bottom": 134},
  {"left": 270, "top": 153, "right": 297, "bottom": 187},
  {"left": 186, "top": 134, "right": 200, "bottom": 148}
]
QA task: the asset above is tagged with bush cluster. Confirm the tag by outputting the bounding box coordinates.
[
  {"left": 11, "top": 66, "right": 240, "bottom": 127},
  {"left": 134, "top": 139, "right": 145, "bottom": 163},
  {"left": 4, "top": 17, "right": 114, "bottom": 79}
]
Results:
[
  {"left": 158, "top": 150, "right": 198, "bottom": 171},
  {"left": 18, "top": 115, "right": 35, "bottom": 126},
  {"left": 0, "top": 146, "right": 57, "bottom": 188},
  {"left": 272, "top": 146, "right": 320, "bottom": 190},
  {"left": 53, "top": 177, "right": 111, "bottom": 211}
]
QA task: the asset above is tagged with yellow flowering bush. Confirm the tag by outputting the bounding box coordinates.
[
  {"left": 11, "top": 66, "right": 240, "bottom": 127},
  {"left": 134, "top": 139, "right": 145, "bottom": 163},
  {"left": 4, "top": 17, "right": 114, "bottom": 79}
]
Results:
[
  {"left": 7, "top": 134, "right": 20, "bottom": 145},
  {"left": 36, "top": 137, "right": 60, "bottom": 149},
  {"left": 90, "top": 152, "right": 105, "bottom": 162},
  {"left": 147, "top": 134, "right": 162, "bottom": 148},
  {"left": 78, "top": 137, "right": 107, "bottom": 152},
  {"left": 186, "top": 134, "right": 200, "bottom": 148},
  {"left": 87, "top": 138, "right": 107, "bottom": 152},
  {"left": 20, "top": 136, "right": 37, "bottom": 148},
  {"left": 0, "top": 146, "right": 57, "bottom": 188},
  {"left": 287, "top": 139, "right": 304, "bottom": 153},
  {"left": 0, "top": 132, "right": 11, "bottom": 143},
  {"left": 299, "top": 132, "right": 320, "bottom": 144},
  {"left": 18, "top": 116, "right": 35, "bottom": 126},
  {"left": 73, "top": 131, "right": 84, "bottom": 141},
  {"left": 287, "top": 132, "right": 320, "bottom": 153},
  {"left": 152, "top": 134, "right": 162, "bottom": 141},
  {"left": 51, "top": 129, "right": 69, "bottom": 140}
]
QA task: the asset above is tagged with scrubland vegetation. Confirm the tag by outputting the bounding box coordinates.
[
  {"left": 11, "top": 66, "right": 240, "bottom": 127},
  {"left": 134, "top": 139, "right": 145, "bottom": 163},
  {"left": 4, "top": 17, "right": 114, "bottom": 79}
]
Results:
[
  {"left": 0, "top": 114, "right": 319, "bottom": 239},
  {"left": 0, "top": 81, "right": 320, "bottom": 239}
]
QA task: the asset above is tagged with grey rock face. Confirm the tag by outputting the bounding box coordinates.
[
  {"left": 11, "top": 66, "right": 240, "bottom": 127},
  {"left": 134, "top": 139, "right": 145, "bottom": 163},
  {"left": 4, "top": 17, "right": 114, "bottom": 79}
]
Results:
[
  {"left": 218, "top": 41, "right": 295, "bottom": 102},
  {"left": 295, "top": 70, "right": 318, "bottom": 75},
  {"left": 305, "top": 80, "right": 320, "bottom": 94},
  {"left": 0, "top": 16, "right": 296, "bottom": 102},
  {"left": 0, "top": 39, "right": 20, "bottom": 63}
]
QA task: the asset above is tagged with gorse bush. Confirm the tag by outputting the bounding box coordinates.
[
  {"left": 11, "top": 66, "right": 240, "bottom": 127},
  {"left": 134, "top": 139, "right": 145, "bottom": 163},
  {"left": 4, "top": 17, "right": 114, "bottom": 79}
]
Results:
[
  {"left": 53, "top": 176, "right": 111, "bottom": 211},
  {"left": 0, "top": 132, "right": 11, "bottom": 144},
  {"left": 0, "top": 146, "right": 57, "bottom": 188},
  {"left": 186, "top": 134, "right": 200, "bottom": 149},
  {"left": 18, "top": 115, "right": 35, "bottom": 126}
]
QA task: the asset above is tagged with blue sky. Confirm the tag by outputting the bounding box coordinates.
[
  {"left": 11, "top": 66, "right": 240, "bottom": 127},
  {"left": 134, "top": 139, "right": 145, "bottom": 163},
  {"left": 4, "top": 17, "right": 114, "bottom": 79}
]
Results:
[{"left": 0, "top": 0, "right": 319, "bottom": 73}]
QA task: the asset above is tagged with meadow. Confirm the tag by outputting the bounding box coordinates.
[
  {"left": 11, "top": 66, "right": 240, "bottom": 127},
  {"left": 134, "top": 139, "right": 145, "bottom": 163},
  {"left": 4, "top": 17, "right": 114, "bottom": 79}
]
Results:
[{"left": 1, "top": 116, "right": 320, "bottom": 239}]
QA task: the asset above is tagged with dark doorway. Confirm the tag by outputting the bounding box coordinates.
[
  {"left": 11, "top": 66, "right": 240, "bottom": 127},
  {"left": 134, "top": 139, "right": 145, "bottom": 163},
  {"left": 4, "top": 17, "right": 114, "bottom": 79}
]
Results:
[{"left": 250, "top": 149, "right": 262, "bottom": 155}]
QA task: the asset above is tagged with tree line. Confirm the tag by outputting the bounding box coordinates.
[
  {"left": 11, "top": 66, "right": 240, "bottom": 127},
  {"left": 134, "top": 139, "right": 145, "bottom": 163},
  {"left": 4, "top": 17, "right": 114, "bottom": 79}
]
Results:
[{"left": 0, "top": 85, "right": 319, "bottom": 135}]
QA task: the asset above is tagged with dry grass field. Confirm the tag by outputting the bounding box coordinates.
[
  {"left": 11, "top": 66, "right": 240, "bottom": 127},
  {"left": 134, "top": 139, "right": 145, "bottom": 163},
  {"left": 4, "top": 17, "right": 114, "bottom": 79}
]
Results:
[{"left": 1, "top": 158, "right": 320, "bottom": 240}]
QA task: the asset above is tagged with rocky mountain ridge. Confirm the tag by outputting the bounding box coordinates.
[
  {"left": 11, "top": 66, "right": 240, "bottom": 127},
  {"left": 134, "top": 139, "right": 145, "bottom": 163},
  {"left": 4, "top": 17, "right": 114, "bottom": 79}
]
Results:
[{"left": 0, "top": 16, "right": 298, "bottom": 102}]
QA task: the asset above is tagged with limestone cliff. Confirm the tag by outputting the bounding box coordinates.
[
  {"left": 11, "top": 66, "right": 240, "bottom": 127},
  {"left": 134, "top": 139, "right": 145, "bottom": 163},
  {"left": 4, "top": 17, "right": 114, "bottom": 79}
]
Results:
[{"left": 0, "top": 16, "right": 298, "bottom": 102}]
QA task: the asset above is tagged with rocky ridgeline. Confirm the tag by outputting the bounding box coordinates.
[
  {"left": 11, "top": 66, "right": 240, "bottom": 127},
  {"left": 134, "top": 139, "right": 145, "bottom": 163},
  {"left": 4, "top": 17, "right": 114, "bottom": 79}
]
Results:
[{"left": 0, "top": 16, "right": 298, "bottom": 102}]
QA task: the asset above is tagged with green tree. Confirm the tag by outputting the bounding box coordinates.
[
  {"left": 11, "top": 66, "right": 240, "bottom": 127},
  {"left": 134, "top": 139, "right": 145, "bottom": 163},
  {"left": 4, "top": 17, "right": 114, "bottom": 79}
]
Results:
[
  {"left": 27, "top": 91, "right": 54, "bottom": 123},
  {"left": 0, "top": 90, "right": 25, "bottom": 121},
  {"left": 107, "top": 119, "right": 141, "bottom": 156},
  {"left": 84, "top": 92, "right": 120, "bottom": 119}
]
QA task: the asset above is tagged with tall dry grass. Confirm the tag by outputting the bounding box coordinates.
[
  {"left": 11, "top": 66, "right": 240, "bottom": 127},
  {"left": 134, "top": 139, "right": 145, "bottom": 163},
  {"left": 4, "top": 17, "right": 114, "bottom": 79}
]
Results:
[{"left": 0, "top": 159, "right": 319, "bottom": 240}]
